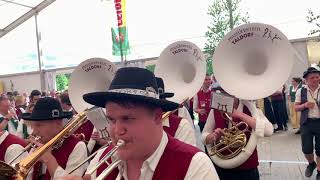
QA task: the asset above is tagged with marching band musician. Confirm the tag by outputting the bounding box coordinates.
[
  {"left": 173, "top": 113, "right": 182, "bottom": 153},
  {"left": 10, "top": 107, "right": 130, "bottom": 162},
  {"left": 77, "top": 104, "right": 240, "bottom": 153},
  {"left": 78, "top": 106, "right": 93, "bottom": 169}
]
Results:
[
  {"left": 202, "top": 86, "right": 273, "bottom": 180},
  {"left": 155, "top": 77, "right": 197, "bottom": 147},
  {"left": 59, "top": 67, "right": 219, "bottom": 180},
  {"left": 0, "top": 118, "right": 27, "bottom": 170},
  {"left": 21, "top": 97, "right": 88, "bottom": 179},
  {"left": 193, "top": 74, "right": 212, "bottom": 132}
]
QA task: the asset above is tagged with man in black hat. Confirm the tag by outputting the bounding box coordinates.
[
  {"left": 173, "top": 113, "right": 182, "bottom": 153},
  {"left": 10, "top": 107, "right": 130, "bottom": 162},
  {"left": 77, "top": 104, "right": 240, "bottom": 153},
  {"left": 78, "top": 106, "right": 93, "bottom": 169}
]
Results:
[
  {"left": 21, "top": 97, "right": 88, "bottom": 179},
  {"left": 59, "top": 67, "right": 219, "bottom": 180},
  {"left": 295, "top": 67, "right": 320, "bottom": 179}
]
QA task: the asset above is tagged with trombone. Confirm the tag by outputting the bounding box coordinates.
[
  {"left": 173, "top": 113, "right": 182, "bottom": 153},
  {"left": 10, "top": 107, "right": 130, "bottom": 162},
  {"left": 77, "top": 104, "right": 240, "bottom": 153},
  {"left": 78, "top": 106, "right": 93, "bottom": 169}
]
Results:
[
  {"left": 8, "top": 136, "right": 41, "bottom": 165},
  {"left": 0, "top": 135, "right": 41, "bottom": 177}
]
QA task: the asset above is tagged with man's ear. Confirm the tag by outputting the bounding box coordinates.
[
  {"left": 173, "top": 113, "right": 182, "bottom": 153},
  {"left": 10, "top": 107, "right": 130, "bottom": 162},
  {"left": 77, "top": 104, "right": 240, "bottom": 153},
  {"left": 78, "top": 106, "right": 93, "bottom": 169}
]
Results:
[{"left": 153, "top": 108, "right": 163, "bottom": 125}]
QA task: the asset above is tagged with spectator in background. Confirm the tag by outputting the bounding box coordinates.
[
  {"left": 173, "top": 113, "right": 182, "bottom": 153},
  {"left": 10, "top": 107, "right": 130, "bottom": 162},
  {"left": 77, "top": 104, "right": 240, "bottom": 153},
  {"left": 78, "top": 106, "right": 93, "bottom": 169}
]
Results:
[
  {"left": 22, "top": 92, "right": 29, "bottom": 106},
  {"left": 193, "top": 74, "right": 212, "bottom": 132},
  {"left": 288, "top": 77, "right": 302, "bottom": 134},
  {"left": 25, "top": 90, "right": 41, "bottom": 113},
  {"left": 41, "top": 91, "right": 48, "bottom": 97},
  {"left": 271, "top": 85, "right": 289, "bottom": 132},
  {"left": 14, "top": 95, "right": 26, "bottom": 119},
  {"left": 0, "top": 96, "right": 28, "bottom": 138}
]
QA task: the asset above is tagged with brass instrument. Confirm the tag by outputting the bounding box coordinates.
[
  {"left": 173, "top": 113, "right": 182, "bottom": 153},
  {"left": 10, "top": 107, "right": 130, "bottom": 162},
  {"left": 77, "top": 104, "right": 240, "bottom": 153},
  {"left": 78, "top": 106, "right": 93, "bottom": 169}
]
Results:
[
  {"left": 67, "top": 139, "right": 112, "bottom": 174},
  {"left": 209, "top": 113, "right": 249, "bottom": 159},
  {"left": 9, "top": 136, "right": 41, "bottom": 165},
  {"left": 0, "top": 110, "right": 88, "bottom": 180},
  {"left": 0, "top": 135, "right": 40, "bottom": 177},
  {"left": 87, "top": 140, "right": 125, "bottom": 180}
]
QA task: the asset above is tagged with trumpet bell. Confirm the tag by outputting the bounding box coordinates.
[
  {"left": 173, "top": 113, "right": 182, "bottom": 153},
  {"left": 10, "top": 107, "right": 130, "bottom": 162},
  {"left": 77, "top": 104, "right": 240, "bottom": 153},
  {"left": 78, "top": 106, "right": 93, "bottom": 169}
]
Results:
[
  {"left": 69, "top": 58, "right": 117, "bottom": 112},
  {"left": 212, "top": 23, "right": 294, "bottom": 100},
  {"left": 155, "top": 41, "right": 206, "bottom": 103}
]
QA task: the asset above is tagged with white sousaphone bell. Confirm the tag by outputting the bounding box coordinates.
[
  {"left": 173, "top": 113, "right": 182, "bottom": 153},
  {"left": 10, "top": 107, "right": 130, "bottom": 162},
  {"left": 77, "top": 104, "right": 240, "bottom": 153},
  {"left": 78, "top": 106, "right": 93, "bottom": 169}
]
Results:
[
  {"left": 210, "top": 23, "right": 294, "bottom": 169},
  {"left": 154, "top": 40, "right": 206, "bottom": 104},
  {"left": 69, "top": 58, "right": 118, "bottom": 139}
]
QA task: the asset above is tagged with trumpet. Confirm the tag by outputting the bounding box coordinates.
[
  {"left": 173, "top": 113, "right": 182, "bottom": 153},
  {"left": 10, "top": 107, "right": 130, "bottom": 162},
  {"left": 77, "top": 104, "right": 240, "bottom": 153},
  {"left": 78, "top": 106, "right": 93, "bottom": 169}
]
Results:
[{"left": 87, "top": 140, "right": 125, "bottom": 180}]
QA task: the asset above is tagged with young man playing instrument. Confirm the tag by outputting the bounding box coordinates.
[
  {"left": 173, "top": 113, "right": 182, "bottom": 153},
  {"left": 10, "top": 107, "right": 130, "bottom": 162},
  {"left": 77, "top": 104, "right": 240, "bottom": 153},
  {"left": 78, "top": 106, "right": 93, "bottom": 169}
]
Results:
[
  {"left": 202, "top": 87, "right": 273, "bottom": 180},
  {"left": 21, "top": 97, "right": 88, "bottom": 179},
  {"left": 59, "top": 67, "right": 219, "bottom": 180}
]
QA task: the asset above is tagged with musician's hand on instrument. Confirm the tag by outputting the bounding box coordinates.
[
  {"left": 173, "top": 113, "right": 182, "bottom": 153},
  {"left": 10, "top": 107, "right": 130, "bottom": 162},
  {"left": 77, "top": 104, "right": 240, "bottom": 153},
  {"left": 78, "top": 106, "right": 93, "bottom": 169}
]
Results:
[
  {"left": 91, "top": 131, "right": 100, "bottom": 140},
  {"left": 91, "top": 132, "right": 109, "bottom": 145},
  {"left": 304, "top": 102, "right": 315, "bottom": 109},
  {"left": 206, "top": 128, "right": 224, "bottom": 144},
  {"left": 231, "top": 109, "right": 245, "bottom": 119}
]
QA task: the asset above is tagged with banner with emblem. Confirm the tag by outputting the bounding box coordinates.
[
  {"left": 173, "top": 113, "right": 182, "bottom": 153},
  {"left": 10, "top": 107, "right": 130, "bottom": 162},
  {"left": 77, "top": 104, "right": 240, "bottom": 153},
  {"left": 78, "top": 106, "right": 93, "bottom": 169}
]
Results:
[{"left": 111, "top": 0, "right": 130, "bottom": 56}]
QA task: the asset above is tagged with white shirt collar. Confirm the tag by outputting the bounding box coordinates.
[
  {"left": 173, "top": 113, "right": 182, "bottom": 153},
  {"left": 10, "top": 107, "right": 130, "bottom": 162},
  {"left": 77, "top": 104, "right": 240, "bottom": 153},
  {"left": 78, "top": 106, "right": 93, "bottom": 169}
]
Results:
[
  {"left": 0, "top": 131, "right": 9, "bottom": 145},
  {"left": 144, "top": 131, "right": 168, "bottom": 172}
]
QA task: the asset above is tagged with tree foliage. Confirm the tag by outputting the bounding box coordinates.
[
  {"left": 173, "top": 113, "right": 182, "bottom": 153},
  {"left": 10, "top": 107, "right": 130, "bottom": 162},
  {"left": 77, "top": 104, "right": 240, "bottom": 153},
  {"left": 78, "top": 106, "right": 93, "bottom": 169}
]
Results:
[
  {"left": 307, "top": 9, "right": 320, "bottom": 36},
  {"left": 204, "top": 0, "right": 249, "bottom": 74},
  {"left": 56, "top": 74, "right": 69, "bottom": 92}
]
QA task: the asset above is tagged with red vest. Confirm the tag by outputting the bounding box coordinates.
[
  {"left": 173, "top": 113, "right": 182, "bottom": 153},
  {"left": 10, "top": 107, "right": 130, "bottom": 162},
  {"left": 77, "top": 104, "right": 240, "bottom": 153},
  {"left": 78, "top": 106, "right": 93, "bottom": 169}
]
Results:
[
  {"left": 0, "top": 133, "right": 27, "bottom": 161},
  {"left": 197, "top": 89, "right": 212, "bottom": 122},
  {"left": 74, "top": 120, "right": 94, "bottom": 142},
  {"left": 32, "top": 136, "right": 80, "bottom": 180},
  {"left": 15, "top": 107, "right": 23, "bottom": 120},
  {"left": 96, "top": 135, "right": 200, "bottom": 180},
  {"left": 213, "top": 106, "right": 259, "bottom": 169},
  {"left": 163, "top": 114, "right": 182, "bottom": 137}
]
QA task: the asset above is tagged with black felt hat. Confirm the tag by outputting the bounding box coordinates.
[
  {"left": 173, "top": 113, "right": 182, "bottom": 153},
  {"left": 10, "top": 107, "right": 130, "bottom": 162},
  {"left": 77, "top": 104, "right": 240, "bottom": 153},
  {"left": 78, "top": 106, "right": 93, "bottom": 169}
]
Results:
[
  {"left": 303, "top": 67, "right": 320, "bottom": 78},
  {"left": 20, "top": 97, "right": 73, "bottom": 121},
  {"left": 155, "top": 77, "right": 174, "bottom": 99},
  {"left": 83, "top": 67, "right": 179, "bottom": 112}
]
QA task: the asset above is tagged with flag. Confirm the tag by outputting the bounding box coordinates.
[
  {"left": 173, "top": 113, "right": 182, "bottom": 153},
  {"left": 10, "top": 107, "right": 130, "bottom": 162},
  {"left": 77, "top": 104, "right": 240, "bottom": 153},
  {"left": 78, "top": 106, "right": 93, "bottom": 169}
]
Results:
[{"left": 112, "top": 0, "right": 130, "bottom": 56}]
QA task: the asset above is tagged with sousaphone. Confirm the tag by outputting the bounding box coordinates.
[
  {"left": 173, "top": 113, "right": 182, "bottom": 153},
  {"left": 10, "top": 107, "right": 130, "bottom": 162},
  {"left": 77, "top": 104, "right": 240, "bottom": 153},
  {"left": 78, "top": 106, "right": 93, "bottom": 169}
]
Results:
[
  {"left": 210, "top": 23, "right": 294, "bottom": 168},
  {"left": 154, "top": 41, "right": 206, "bottom": 104}
]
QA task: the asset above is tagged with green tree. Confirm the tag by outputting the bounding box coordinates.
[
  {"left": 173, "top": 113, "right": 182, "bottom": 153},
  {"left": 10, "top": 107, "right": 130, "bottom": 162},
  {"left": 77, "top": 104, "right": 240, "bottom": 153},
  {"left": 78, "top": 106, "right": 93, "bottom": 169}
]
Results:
[
  {"left": 307, "top": 9, "right": 320, "bottom": 36},
  {"left": 56, "top": 74, "right": 69, "bottom": 91},
  {"left": 204, "top": 0, "right": 249, "bottom": 74}
]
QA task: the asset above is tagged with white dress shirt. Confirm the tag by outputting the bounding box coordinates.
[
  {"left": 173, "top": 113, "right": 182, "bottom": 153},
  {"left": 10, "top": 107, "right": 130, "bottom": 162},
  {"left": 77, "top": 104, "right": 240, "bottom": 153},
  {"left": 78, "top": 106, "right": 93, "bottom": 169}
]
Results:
[
  {"left": 202, "top": 100, "right": 274, "bottom": 145},
  {"left": 33, "top": 141, "right": 88, "bottom": 179},
  {"left": 163, "top": 117, "right": 197, "bottom": 147},
  {"left": 295, "top": 85, "right": 320, "bottom": 118},
  {"left": 86, "top": 131, "right": 219, "bottom": 180},
  {"left": 178, "top": 106, "right": 205, "bottom": 151}
]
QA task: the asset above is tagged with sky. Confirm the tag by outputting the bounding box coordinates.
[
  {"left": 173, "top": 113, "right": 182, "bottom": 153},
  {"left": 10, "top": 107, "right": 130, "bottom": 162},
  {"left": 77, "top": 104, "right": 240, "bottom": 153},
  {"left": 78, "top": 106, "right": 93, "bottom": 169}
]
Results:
[{"left": 0, "top": 0, "right": 319, "bottom": 75}]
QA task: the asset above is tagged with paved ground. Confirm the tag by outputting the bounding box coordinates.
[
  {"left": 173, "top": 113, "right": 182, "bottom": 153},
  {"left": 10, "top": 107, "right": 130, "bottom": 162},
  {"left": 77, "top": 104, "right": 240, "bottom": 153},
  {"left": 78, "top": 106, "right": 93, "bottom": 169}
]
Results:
[{"left": 258, "top": 127, "right": 317, "bottom": 180}]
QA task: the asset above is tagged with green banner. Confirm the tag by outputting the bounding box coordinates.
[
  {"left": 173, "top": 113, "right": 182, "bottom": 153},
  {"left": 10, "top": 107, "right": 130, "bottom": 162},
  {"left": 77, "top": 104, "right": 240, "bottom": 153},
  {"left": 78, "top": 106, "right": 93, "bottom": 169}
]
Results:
[{"left": 111, "top": 26, "right": 130, "bottom": 56}]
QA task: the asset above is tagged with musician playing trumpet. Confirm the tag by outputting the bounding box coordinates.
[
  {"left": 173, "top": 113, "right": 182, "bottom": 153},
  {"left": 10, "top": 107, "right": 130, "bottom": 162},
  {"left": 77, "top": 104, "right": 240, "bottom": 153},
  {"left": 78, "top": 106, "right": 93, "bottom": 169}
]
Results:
[{"left": 202, "top": 86, "right": 273, "bottom": 180}]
